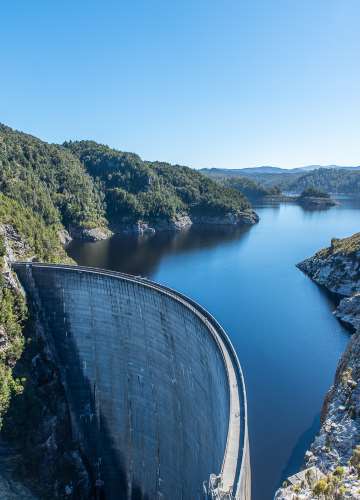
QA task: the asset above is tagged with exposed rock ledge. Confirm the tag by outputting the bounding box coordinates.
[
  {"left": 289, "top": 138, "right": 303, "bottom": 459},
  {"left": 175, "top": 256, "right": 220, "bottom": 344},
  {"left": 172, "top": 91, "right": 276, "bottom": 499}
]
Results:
[
  {"left": 298, "top": 196, "right": 338, "bottom": 210},
  {"left": 111, "top": 210, "right": 259, "bottom": 236},
  {"left": 65, "top": 210, "right": 259, "bottom": 240},
  {"left": 68, "top": 225, "right": 113, "bottom": 242},
  {"left": 191, "top": 209, "right": 259, "bottom": 226},
  {"left": 276, "top": 233, "right": 360, "bottom": 499}
]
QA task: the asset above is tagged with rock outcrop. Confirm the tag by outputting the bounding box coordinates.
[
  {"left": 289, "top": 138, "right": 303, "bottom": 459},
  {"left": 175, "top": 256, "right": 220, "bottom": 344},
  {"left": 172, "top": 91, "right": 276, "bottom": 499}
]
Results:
[
  {"left": 111, "top": 210, "right": 259, "bottom": 236},
  {"left": 192, "top": 210, "right": 259, "bottom": 226},
  {"left": 276, "top": 233, "right": 360, "bottom": 499},
  {"left": 298, "top": 196, "right": 337, "bottom": 210},
  {"left": 297, "top": 233, "right": 360, "bottom": 298},
  {"left": 0, "top": 224, "right": 92, "bottom": 498},
  {"left": 68, "top": 225, "right": 112, "bottom": 242}
]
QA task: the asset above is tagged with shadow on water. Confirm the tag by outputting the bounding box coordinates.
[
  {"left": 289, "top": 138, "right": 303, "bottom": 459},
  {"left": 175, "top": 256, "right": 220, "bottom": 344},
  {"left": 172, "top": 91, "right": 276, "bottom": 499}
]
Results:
[
  {"left": 277, "top": 414, "right": 320, "bottom": 489},
  {"left": 67, "top": 225, "right": 253, "bottom": 277}
]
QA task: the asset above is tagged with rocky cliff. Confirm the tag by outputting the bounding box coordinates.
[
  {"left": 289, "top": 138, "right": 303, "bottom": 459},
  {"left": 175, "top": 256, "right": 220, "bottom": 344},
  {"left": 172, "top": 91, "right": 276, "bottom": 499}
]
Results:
[
  {"left": 276, "top": 233, "right": 360, "bottom": 499},
  {"left": 0, "top": 221, "right": 92, "bottom": 499},
  {"left": 298, "top": 233, "right": 360, "bottom": 333},
  {"left": 107, "top": 211, "right": 259, "bottom": 236}
]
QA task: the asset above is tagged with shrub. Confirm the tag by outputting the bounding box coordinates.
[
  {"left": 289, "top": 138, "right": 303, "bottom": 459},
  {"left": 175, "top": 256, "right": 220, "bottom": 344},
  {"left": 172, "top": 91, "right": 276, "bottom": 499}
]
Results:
[
  {"left": 313, "top": 479, "right": 328, "bottom": 496},
  {"left": 300, "top": 186, "right": 330, "bottom": 199}
]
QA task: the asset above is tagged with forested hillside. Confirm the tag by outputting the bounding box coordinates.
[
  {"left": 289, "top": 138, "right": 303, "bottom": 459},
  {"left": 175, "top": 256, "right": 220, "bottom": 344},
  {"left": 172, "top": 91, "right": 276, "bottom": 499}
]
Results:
[
  {"left": 0, "top": 124, "right": 105, "bottom": 233},
  {"left": 221, "top": 176, "right": 281, "bottom": 200},
  {"left": 204, "top": 165, "right": 360, "bottom": 195},
  {"left": 288, "top": 168, "right": 360, "bottom": 194},
  {"left": 0, "top": 123, "right": 257, "bottom": 239},
  {"left": 64, "top": 140, "right": 254, "bottom": 227}
]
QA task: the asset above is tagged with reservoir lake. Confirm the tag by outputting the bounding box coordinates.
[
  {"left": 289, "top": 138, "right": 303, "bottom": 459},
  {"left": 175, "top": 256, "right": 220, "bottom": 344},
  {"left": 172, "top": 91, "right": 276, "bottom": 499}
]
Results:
[{"left": 68, "top": 199, "right": 360, "bottom": 500}]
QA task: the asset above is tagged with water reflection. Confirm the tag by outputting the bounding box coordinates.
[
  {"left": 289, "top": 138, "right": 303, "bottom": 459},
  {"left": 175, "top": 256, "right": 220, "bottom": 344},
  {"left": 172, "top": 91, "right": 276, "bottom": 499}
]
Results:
[
  {"left": 253, "top": 194, "right": 360, "bottom": 213},
  {"left": 67, "top": 225, "right": 252, "bottom": 277}
]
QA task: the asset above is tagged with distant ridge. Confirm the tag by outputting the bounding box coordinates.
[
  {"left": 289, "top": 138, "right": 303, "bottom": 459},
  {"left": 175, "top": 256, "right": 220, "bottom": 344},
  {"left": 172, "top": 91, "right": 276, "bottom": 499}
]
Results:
[{"left": 201, "top": 165, "right": 360, "bottom": 175}]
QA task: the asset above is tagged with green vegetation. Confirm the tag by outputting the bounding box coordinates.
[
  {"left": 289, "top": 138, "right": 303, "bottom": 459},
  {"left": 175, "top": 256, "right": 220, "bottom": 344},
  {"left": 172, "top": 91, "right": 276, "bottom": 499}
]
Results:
[
  {"left": 0, "top": 194, "right": 71, "bottom": 428},
  {"left": 221, "top": 176, "right": 281, "bottom": 200},
  {"left": 316, "top": 232, "right": 360, "bottom": 259},
  {"left": 350, "top": 445, "right": 360, "bottom": 473},
  {"left": 0, "top": 122, "right": 256, "bottom": 431},
  {"left": 0, "top": 124, "right": 105, "bottom": 231},
  {"left": 300, "top": 186, "right": 330, "bottom": 199},
  {"left": 0, "top": 194, "right": 69, "bottom": 262},
  {"left": 312, "top": 478, "right": 329, "bottom": 496},
  {"left": 64, "top": 140, "right": 251, "bottom": 224},
  {"left": 0, "top": 363, "right": 24, "bottom": 429},
  {"left": 203, "top": 168, "right": 304, "bottom": 189},
  {"left": 312, "top": 471, "right": 348, "bottom": 498},
  {"left": 0, "top": 273, "right": 26, "bottom": 428},
  {"left": 0, "top": 123, "right": 254, "bottom": 232},
  {"left": 204, "top": 165, "right": 360, "bottom": 195},
  {"left": 333, "top": 466, "right": 345, "bottom": 478},
  {"left": 289, "top": 168, "right": 360, "bottom": 194},
  {"left": 0, "top": 127, "right": 78, "bottom": 427},
  {"left": 0, "top": 235, "right": 6, "bottom": 259}
]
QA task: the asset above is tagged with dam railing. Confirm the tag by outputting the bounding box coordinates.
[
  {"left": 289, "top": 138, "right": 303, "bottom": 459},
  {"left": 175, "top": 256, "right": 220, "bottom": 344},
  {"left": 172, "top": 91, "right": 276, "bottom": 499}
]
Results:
[{"left": 12, "top": 262, "right": 250, "bottom": 499}]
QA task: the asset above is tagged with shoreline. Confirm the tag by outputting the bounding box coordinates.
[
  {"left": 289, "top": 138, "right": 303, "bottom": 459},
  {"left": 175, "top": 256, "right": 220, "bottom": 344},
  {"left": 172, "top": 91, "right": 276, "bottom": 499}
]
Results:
[
  {"left": 276, "top": 233, "right": 360, "bottom": 499},
  {"left": 65, "top": 209, "right": 260, "bottom": 243}
]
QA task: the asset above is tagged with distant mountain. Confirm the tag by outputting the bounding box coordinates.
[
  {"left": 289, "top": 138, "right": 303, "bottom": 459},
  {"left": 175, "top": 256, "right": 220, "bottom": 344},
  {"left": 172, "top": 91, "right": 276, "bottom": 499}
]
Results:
[
  {"left": 230, "top": 166, "right": 288, "bottom": 174},
  {"left": 200, "top": 167, "right": 287, "bottom": 177},
  {"left": 201, "top": 165, "right": 360, "bottom": 177},
  {"left": 296, "top": 165, "right": 360, "bottom": 173},
  {"left": 201, "top": 165, "right": 360, "bottom": 193}
]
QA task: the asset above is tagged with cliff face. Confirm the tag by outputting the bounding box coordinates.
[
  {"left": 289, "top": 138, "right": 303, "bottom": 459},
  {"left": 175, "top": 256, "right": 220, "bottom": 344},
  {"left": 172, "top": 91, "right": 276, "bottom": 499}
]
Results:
[
  {"left": 276, "top": 233, "right": 360, "bottom": 499},
  {"left": 298, "top": 234, "right": 360, "bottom": 334},
  {"left": 297, "top": 233, "right": 360, "bottom": 297},
  {"left": 107, "top": 210, "right": 259, "bottom": 236},
  {"left": 0, "top": 224, "right": 92, "bottom": 499}
]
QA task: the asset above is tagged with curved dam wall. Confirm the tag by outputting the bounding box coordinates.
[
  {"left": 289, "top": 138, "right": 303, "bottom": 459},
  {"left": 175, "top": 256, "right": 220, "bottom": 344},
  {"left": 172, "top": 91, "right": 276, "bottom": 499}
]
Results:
[{"left": 13, "top": 263, "right": 250, "bottom": 500}]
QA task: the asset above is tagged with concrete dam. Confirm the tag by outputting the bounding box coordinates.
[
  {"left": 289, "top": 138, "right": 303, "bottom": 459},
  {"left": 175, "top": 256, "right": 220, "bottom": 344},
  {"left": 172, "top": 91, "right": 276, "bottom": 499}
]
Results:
[{"left": 13, "top": 263, "right": 250, "bottom": 500}]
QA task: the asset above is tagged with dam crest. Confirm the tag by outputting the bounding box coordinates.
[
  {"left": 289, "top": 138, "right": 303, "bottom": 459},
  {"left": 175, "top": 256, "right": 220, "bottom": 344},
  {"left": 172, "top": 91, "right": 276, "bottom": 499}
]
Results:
[{"left": 13, "top": 263, "right": 250, "bottom": 500}]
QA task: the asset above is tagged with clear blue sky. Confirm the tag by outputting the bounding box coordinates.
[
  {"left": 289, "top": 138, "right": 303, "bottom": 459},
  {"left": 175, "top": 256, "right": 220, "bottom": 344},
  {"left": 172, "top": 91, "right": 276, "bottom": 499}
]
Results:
[{"left": 1, "top": 0, "right": 359, "bottom": 168}]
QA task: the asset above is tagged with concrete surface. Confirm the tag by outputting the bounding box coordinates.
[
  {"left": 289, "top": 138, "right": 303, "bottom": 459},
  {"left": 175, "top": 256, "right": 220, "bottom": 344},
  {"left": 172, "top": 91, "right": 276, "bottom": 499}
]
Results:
[{"left": 13, "top": 263, "right": 250, "bottom": 500}]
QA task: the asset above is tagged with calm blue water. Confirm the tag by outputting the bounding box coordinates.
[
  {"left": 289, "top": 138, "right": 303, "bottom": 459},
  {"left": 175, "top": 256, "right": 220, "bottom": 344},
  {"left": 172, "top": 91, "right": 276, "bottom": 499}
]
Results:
[{"left": 68, "top": 200, "right": 360, "bottom": 500}]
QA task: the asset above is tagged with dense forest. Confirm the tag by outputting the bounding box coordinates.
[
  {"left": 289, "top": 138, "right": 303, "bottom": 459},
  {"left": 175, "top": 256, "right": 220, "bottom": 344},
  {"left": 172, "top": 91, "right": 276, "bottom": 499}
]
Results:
[
  {"left": 299, "top": 186, "right": 330, "bottom": 199},
  {"left": 64, "top": 140, "right": 251, "bottom": 225},
  {"left": 0, "top": 124, "right": 105, "bottom": 232},
  {"left": 203, "top": 168, "right": 304, "bottom": 189},
  {"left": 221, "top": 176, "right": 281, "bottom": 200},
  {"left": 287, "top": 168, "right": 360, "bottom": 194},
  {"left": 0, "top": 124, "right": 254, "bottom": 239}
]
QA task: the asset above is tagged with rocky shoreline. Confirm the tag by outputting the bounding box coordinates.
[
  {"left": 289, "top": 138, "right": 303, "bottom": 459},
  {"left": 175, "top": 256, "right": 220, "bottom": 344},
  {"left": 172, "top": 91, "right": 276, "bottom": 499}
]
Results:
[
  {"left": 0, "top": 224, "right": 92, "bottom": 499},
  {"left": 69, "top": 209, "right": 259, "bottom": 240},
  {"left": 298, "top": 196, "right": 337, "bottom": 210},
  {"left": 276, "top": 233, "right": 360, "bottom": 499}
]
